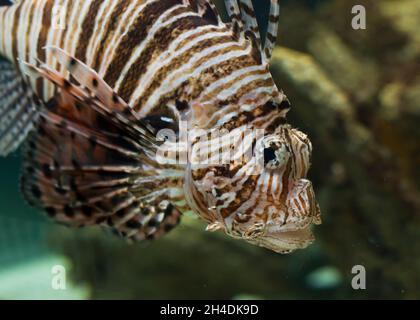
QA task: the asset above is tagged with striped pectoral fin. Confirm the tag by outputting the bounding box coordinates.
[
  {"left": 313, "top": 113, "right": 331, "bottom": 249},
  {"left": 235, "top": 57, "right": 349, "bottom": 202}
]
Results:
[
  {"left": 21, "top": 108, "right": 144, "bottom": 227},
  {"left": 20, "top": 50, "right": 157, "bottom": 150},
  {"left": 106, "top": 197, "right": 182, "bottom": 242},
  {"left": 20, "top": 53, "right": 182, "bottom": 241},
  {"left": 0, "top": 56, "right": 40, "bottom": 156},
  {"left": 22, "top": 109, "right": 182, "bottom": 238},
  {"left": 43, "top": 46, "right": 130, "bottom": 113}
]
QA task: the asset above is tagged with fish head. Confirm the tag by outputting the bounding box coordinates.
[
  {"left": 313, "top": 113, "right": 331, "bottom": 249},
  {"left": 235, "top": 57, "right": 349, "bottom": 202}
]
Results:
[{"left": 185, "top": 124, "right": 321, "bottom": 253}]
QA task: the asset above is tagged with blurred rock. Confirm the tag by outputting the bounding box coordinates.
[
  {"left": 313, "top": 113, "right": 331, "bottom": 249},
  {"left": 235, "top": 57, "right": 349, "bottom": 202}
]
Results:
[
  {"left": 380, "top": 0, "right": 420, "bottom": 60},
  {"left": 305, "top": 266, "right": 343, "bottom": 290},
  {"left": 269, "top": 13, "right": 420, "bottom": 297},
  {"left": 307, "top": 25, "right": 379, "bottom": 103}
]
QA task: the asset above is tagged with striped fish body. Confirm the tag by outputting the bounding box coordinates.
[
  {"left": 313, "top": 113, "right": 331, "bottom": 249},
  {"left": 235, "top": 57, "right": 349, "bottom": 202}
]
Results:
[
  {"left": 0, "top": 0, "right": 321, "bottom": 253},
  {"left": 0, "top": 0, "right": 282, "bottom": 119}
]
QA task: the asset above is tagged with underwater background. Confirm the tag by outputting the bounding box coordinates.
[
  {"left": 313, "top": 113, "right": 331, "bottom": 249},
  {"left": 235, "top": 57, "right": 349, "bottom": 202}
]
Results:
[{"left": 0, "top": 0, "right": 419, "bottom": 299}]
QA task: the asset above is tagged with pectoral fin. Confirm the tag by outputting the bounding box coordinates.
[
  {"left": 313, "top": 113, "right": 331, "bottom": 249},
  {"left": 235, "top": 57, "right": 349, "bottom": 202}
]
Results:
[
  {"left": 0, "top": 56, "right": 40, "bottom": 156},
  {"left": 20, "top": 50, "right": 183, "bottom": 242}
]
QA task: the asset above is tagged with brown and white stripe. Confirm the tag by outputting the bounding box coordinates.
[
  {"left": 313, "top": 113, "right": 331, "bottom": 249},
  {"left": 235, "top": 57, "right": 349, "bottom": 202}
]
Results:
[{"left": 0, "top": 0, "right": 282, "bottom": 125}]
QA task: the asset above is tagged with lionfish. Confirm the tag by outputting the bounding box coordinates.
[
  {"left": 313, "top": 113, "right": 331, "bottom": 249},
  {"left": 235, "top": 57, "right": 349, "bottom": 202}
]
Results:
[{"left": 0, "top": 0, "right": 321, "bottom": 253}]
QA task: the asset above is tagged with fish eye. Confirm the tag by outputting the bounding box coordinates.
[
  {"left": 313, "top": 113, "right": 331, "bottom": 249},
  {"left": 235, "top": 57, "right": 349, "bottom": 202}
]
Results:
[
  {"left": 263, "top": 147, "right": 277, "bottom": 166},
  {"left": 263, "top": 143, "right": 290, "bottom": 169}
]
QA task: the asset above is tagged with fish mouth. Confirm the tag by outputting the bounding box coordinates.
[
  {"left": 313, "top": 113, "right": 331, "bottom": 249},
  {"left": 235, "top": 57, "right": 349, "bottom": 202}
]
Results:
[
  {"left": 285, "top": 178, "right": 322, "bottom": 227},
  {"left": 239, "top": 179, "right": 321, "bottom": 253},
  {"left": 250, "top": 226, "right": 316, "bottom": 254}
]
